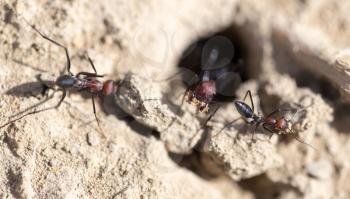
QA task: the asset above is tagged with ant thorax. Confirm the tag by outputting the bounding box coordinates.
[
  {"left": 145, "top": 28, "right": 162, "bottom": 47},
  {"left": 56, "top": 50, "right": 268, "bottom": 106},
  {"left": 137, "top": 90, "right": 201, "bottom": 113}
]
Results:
[
  {"left": 86, "top": 79, "right": 103, "bottom": 93},
  {"left": 254, "top": 115, "right": 265, "bottom": 124},
  {"left": 72, "top": 78, "right": 86, "bottom": 89},
  {"left": 187, "top": 80, "right": 216, "bottom": 112},
  {"left": 70, "top": 78, "right": 103, "bottom": 93},
  {"left": 246, "top": 115, "right": 263, "bottom": 125}
]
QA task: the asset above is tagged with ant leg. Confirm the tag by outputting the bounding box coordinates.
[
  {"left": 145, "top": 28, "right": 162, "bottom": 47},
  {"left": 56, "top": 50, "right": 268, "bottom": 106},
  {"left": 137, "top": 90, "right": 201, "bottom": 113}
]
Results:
[
  {"left": 251, "top": 124, "right": 259, "bottom": 140},
  {"left": 263, "top": 124, "right": 275, "bottom": 139},
  {"left": 212, "top": 117, "right": 242, "bottom": 138},
  {"left": 202, "top": 104, "right": 221, "bottom": 127},
  {"left": 76, "top": 55, "right": 104, "bottom": 78},
  {"left": 91, "top": 95, "right": 106, "bottom": 137},
  {"left": 1, "top": 90, "right": 66, "bottom": 129},
  {"left": 9, "top": 92, "right": 55, "bottom": 119},
  {"left": 242, "top": 90, "right": 254, "bottom": 113},
  {"left": 91, "top": 95, "right": 101, "bottom": 127},
  {"left": 242, "top": 90, "right": 249, "bottom": 101},
  {"left": 266, "top": 110, "right": 280, "bottom": 118},
  {"left": 164, "top": 86, "right": 191, "bottom": 127},
  {"left": 76, "top": 72, "right": 104, "bottom": 79},
  {"left": 86, "top": 55, "right": 98, "bottom": 74},
  {"left": 7, "top": 75, "right": 56, "bottom": 118},
  {"left": 189, "top": 104, "right": 222, "bottom": 145},
  {"left": 156, "top": 67, "right": 199, "bottom": 85},
  {"left": 25, "top": 22, "right": 72, "bottom": 75}
]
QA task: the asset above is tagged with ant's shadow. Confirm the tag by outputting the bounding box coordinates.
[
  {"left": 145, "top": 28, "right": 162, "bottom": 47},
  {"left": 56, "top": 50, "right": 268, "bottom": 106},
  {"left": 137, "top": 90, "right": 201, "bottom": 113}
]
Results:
[{"left": 6, "top": 81, "right": 53, "bottom": 97}]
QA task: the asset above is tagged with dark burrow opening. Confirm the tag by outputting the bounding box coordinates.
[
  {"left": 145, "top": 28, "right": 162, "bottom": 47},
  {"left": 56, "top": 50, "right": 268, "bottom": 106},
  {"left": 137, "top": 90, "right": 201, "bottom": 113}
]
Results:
[{"left": 176, "top": 25, "right": 250, "bottom": 102}]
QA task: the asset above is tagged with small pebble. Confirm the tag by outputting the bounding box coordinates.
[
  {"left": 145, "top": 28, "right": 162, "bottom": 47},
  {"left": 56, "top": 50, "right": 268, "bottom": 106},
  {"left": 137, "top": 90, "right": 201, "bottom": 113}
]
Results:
[
  {"left": 87, "top": 132, "right": 100, "bottom": 146},
  {"left": 306, "top": 159, "right": 334, "bottom": 180}
]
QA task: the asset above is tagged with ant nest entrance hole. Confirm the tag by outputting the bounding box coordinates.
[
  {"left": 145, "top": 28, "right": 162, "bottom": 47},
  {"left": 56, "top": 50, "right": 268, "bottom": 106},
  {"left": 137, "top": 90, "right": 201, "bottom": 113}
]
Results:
[
  {"left": 171, "top": 24, "right": 262, "bottom": 106},
  {"left": 177, "top": 25, "right": 250, "bottom": 82}
]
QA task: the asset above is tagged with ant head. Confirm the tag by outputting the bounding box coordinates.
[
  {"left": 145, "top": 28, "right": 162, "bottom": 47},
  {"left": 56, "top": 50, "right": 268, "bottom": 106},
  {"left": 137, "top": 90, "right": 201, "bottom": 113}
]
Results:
[
  {"left": 56, "top": 75, "right": 76, "bottom": 89},
  {"left": 276, "top": 117, "right": 289, "bottom": 130},
  {"left": 102, "top": 80, "right": 118, "bottom": 96},
  {"left": 188, "top": 80, "right": 216, "bottom": 112}
]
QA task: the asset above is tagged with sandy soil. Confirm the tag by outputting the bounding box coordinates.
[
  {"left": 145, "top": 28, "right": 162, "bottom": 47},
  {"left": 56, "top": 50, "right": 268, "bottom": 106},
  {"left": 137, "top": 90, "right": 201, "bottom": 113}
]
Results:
[{"left": 1, "top": 0, "right": 350, "bottom": 198}]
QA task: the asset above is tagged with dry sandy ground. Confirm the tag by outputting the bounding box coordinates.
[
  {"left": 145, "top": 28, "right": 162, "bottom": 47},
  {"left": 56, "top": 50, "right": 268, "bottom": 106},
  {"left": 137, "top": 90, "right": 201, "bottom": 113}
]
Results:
[{"left": 1, "top": 0, "right": 350, "bottom": 198}]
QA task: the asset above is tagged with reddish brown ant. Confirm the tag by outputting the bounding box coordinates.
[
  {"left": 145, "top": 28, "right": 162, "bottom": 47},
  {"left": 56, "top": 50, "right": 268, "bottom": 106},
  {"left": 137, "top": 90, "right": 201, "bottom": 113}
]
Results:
[
  {"left": 0, "top": 23, "right": 120, "bottom": 129},
  {"left": 166, "top": 47, "right": 241, "bottom": 132},
  {"left": 185, "top": 48, "right": 220, "bottom": 113},
  {"left": 216, "top": 90, "right": 317, "bottom": 150}
]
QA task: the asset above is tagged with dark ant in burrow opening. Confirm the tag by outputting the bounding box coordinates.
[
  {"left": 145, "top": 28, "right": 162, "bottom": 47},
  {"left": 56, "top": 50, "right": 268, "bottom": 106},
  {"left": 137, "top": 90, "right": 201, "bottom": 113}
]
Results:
[
  {"left": 214, "top": 90, "right": 317, "bottom": 150},
  {"left": 152, "top": 35, "right": 241, "bottom": 143},
  {"left": 165, "top": 46, "right": 242, "bottom": 131},
  {"left": 185, "top": 48, "right": 222, "bottom": 113},
  {"left": 182, "top": 35, "right": 242, "bottom": 112},
  {"left": 0, "top": 22, "right": 121, "bottom": 131}
]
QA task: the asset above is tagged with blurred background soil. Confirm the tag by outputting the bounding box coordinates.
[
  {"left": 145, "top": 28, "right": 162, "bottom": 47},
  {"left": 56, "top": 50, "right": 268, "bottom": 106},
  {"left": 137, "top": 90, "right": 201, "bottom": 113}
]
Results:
[{"left": 1, "top": 0, "right": 350, "bottom": 198}]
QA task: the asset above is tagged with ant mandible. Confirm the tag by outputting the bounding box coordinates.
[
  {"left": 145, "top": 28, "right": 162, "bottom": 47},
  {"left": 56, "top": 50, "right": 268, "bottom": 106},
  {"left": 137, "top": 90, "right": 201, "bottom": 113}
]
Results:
[
  {"left": 216, "top": 90, "right": 317, "bottom": 150},
  {"left": 0, "top": 22, "right": 119, "bottom": 129}
]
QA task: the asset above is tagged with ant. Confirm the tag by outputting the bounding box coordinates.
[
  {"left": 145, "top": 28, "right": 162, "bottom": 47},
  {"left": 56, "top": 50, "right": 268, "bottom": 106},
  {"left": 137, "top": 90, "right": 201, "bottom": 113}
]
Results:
[
  {"left": 183, "top": 48, "right": 240, "bottom": 112},
  {"left": 179, "top": 35, "right": 240, "bottom": 115},
  {"left": 216, "top": 90, "right": 317, "bottom": 150},
  {"left": 184, "top": 48, "right": 220, "bottom": 113},
  {"left": 166, "top": 47, "right": 241, "bottom": 132},
  {"left": 0, "top": 22, "right": 120, "bottom": 130}
]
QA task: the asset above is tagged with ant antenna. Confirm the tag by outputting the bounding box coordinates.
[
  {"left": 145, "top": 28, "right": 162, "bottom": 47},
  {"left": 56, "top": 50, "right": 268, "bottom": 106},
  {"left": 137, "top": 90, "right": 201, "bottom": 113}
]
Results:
[
  {"left": 212, "top": 117, "right": 242, "bottom": 138},
  {"left": 0, "top": 90, "right": 66, "bottom": 129},
  {"left": 289, "top": 128, "right": 318, "bottom": 151},
  {"left": 19, "top": 15, "right": 73, "bottom": 76}
]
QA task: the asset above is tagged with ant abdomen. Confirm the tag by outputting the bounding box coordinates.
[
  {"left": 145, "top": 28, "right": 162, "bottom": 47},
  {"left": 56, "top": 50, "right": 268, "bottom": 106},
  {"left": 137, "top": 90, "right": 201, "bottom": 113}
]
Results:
[{"left": 234, "top": 101, "right": 254, "bottom": 118}]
